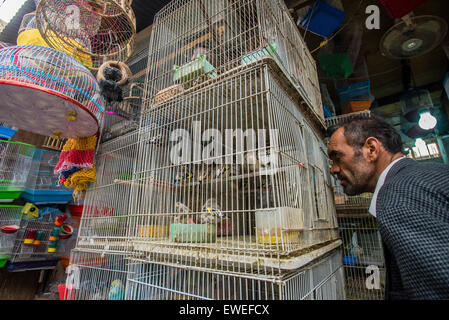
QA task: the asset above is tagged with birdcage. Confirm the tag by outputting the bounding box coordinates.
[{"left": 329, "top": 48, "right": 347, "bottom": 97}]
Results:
[
  {"left": 145, "top": 0, "right": 323, "bottom": 122},
  {"left": 35, "top": 0, "right": 136, "bottom": 71},
  {"left": 338, "top": 213, "right": 385, "bottom": 300},
  {"left": 9, "top": 207, "right": 67, "bottom": 263},
  {"left": 128, "top": 62, "right": 339, "bottom": 277},
  {"left": 0, "top": 205, "right": 24, "bottom": 266},
  {"left": 101, "top": 110, "right": 138, "bottom": 143},
  {"left": 0, "top": 45, "right": 104, "bottom": 139},
  {"left": 61, "top": 249, "right": 128, "bottom": 300},
  {"left": 75, "top": 131, "right": 139, "bottom": 252},
  {"left": 324, "top": 110, "right": 372, "bottom": 129},
  {"left": 0, "top": 139, "right": 35, "bottom": 202},
  {"left": 42, "top": 135, "right": 67, "bottom": 151},
  {"left": 21, "top": 148, "right": 73, "bottom": 204},
  {"left": 126, "top": 248, "right": 344, "bottom": 300}
]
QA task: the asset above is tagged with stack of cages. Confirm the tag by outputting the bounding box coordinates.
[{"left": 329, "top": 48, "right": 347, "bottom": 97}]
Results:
[
  {"left": 325, "top": 111, "right": 385, "bottom": 300},
  {"left": 62, "top": 38, "right": 152, "bottom": 300},
  {"left": 0, "top": 140, "right": 35, "bottom": 203},
  {"left": 21, "top": 148, "right": 73, "bottom": 204},
  {"left": 126, "top": 0, "right": 343, "bottom": 300}
]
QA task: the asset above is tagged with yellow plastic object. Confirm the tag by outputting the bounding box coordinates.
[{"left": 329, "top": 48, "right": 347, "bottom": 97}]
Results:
[
  {"left": 22, "top": 203, "right": 39, "bottom": 220},
  {"left": 17, "top": 29, "right": 92, "bottom": 68},
  {"left": 137, "top": 225, "right": 170, "bottom": 238}
]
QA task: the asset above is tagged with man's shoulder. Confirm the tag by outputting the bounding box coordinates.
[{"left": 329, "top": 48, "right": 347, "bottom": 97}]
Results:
[{"left": 386, "top": 159, "right": 449, "bottom": 188}]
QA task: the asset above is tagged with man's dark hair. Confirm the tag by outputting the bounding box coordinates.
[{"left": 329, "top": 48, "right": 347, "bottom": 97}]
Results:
[{"left": 327, "top": 114, "right": 404, "bottom": 154}]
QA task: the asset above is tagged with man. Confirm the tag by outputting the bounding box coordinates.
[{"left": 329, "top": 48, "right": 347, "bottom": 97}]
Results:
[{"left": 327, "top": 114, "right": 449, "bottom": 300}]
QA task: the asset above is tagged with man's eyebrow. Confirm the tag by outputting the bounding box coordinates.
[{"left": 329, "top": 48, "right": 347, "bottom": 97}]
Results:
[{"left": 328, "top": 150, "right": 340, "bottom": 158}]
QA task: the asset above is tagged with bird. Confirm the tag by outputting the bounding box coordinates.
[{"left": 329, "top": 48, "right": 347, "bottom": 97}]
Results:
[{"left": 108, "top": 279, "right": 125, "bottom": 300}]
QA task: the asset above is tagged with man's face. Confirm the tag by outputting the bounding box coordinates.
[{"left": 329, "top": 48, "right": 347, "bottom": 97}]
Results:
[{"left": 327, "top": 127, "right": 375, "bottom": 196}]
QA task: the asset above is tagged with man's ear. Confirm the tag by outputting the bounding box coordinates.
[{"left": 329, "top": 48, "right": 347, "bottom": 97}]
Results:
[{"left": 364, "top": 137, "right": 381, "bottom": 161}]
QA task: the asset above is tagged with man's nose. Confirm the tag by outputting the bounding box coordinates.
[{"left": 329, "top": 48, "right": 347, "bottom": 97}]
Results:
[{"left": 330, "top": 163, "right": 340, "bottom": 175}]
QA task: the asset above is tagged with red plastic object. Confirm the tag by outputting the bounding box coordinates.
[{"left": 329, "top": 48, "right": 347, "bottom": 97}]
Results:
[
  {"left": 55, "top": 214, "right": 68, "bottom": 226},
  {"left": 0, "top": 225, "right": 20, "bottom": 234},
  {"left": 58, "top": 284, "right": 76, "bottom": 300},
  {"left": 68, "top": 204, "right": 83, "bottom": 217},
  {"left": 379, "top": 0, "right": 430, "bottom": 19}
]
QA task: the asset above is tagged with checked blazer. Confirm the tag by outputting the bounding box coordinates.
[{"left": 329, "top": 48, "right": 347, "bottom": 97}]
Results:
[{"left": 376, "top": 158, "right": 449, "bottom": 300}]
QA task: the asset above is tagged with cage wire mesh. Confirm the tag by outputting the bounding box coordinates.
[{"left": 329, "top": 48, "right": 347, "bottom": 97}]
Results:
[
  {"left": 22, "top": 148, "right": 73, "bottom": 204},
  {"left": 125, "top": 249, "right": 344, "bottom": 300},
  {"left": 9, "top": 208, "right": 66, "bottom": 263},
  {"left": 0, "top": 45, "right": 104, "bottom": 139},
  {"left": 36, "top": 0, "right": 136, "bottom": 70},
  {"left": 0, "top": 205, "right": 24, "bottom": 262},
  {"left": 75, "top": 131, "right": 139, "bottom": 252},
  {"left": 145, "top": 0, "right": 323, "bottom": 121},
  {"left": 62, "top": 249, "right": 128, "bottom": 300},
  {"left": 338, "top": 212, "right": 385, "bottom": 300},
  {"left": 128, "top": 63, "right": 339, "bottom": 280},
  {"left": 0, "top": 140, "right": 35, "bottom": 203}
]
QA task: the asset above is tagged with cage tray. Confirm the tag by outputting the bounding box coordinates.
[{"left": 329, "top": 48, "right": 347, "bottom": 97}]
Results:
[
  {"left": 0, "top": 187, "right": 24, "bottom": 202},
  {"left": 21, "top": 189, "right": 73, "bottom": 204}
]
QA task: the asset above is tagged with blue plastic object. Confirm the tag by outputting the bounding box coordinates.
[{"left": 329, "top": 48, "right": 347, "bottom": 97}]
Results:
[
  {"left": 0, "top": 126, "right": 17, "bottom": 140},
  {"left": 323, "top": 103, "right": 333, "bottom": 118},
  {"left": 337, "top": 80, "right": 371, "bottom": 101},
  {"left": 300, "top": 0, "right": 346, "bottom": 38},
  {"left": 21, "top": 189, "right": 73, "bottom": 204},
  {"left": 343, "top": 254, "right": 358, "bottom": 266}
]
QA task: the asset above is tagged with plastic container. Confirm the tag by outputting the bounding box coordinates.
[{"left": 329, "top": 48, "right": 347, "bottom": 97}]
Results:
[
  {"left": 173, "top": 55, "right": 217, "bottom": 88},
  {"left": 138, "top": 225, "right": 170, "bottom": 239},
  {"left": 379, "top": 0, "right": 430, "bottom": 19},
  {"left": 0, "top": 126, "right": 17, "bottom": 140},
  {"left": 170, "top": 223, "right": 216, "bottom": 243},
  {"left": 299, "top": 0, "right": 346, "bottom": 38},
  {"left": 241, "top": 43, "right": 278, "bottom": 65},
  {"left": 255, "top": 207, "right": 304, "bottom": 246},
  {"left": 318, "top": 53, "right": 354, "bottom": 79},
  {"left": 343, "top": 100, "right": 372, "bottom": 114},
  {"left": 337, "top": 80, "right": 371, "bottom": 101}
]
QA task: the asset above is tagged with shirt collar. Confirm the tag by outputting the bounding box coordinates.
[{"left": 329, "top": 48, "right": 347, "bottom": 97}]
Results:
[{"left": 369, "top": 157, "right": 406, "bottom": 217}]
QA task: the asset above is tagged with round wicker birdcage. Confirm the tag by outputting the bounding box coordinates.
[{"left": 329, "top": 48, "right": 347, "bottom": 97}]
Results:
[
  {"left": 0, "top": 45, "right": 104, "bottom": 139},
  {"left": 35, "top": 0, "right": 136, "bottom": 71}
]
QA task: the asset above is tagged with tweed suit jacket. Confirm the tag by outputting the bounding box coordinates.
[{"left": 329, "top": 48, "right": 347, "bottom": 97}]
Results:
[{"left": 376, "top": 158, "right": 449, "bottom": 300}]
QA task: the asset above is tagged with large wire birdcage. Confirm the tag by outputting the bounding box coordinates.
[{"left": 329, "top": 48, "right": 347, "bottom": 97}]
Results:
[
  {"left": 0, "top": 205, "right": 23, "bottom": 264},
  {"left": 21, "top": 148, "right": 73, "bottom": 204},
  {"left": 338, "top": 213, "right": 385, "bottom": 300},
  {"left": 128, "top": 63, "right": 339, "bottom": 277},
  {"left": 62, "top": 249, "right": 128, "bottom": 300},
  {"left": 0, "top": 139, "right": 35, "bottom": 203},
  {"left": 126, "top": 248, "right": 344, "bottom": 300},
  {"left": 0, "top": 45, "right": 104, "bottom": 139},
  {"left": 75, "top": 131, "right": 139, "bottom": 252},
  {"left": 35, "top": 0, "right": 136, "bottom": 71},
  {"left": 145, "top": 0, "right": 323, "bottom": 122}
]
